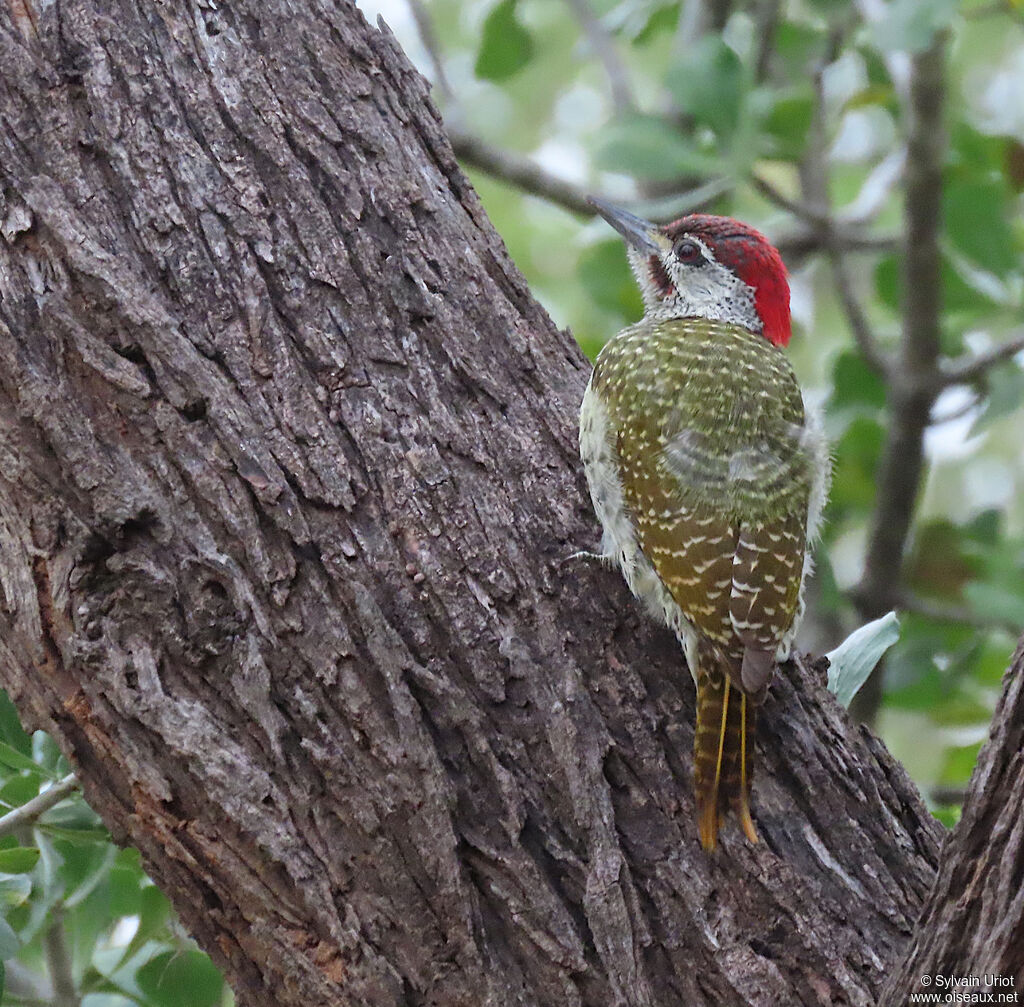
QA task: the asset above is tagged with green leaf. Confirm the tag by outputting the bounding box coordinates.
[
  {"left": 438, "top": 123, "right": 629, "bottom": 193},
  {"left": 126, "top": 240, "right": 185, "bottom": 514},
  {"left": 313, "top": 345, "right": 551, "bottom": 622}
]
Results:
[
  {"left": 597, "top": 116, "right": 724, "bottom": 180},
  {"left": 0, "top": 741, "right": 44, "bottom": 774},
  {"left": 906, "top": 519, "right": 977, "bottom": 596},
  {"left": 0, "top": 915, "right": 19, "bottom": 958},
  {"left": 774, "top": 21, "right": 825, "bottom": 82},
  {"left": 0, "top": 873, "right": 31, "bottom": 908},
  {"left": 762, "top": 91, "right": 814, "bottom": 161},
  {"left": 577, "top": 240, "right": 643, "bottom": 319},
  {"left": 964, "top": 509, "right": 1003, "bottom": 546},
  {"left": 665, "top": 36, "right": 746, "bottom": 137},
  {"left": 970, "top": 363, "right": 1024, "bottom": 435},
  {"left": 876, "top": 250, "right": 1003, "bottom": 317},
  {"left": 136, "top": 949, "right": 224, "bottom": 1007},
  {"left": 826, "top": 612, "right": 901, "bottom": 707},
  {"left": 64, "top": 843, "right": 118, "bottom": 909},
  {"left": 874, "top": 255, "right": 899, "bottom": 309},
  {"left": 0, "top": 691, "right": 31, "bottom": 756},
  {"left": 844, "top": 83, "right": 896, "bottom": 112},
  {"left": 940, "top": 254, "right": 1002, "bottom": 316},
  {"left": 630, "top": 3, "right": 680, "bottom": 44},
  {"left": 830, "top": 349, "right": 887, "bottom": 411},
  {"left": 0, "top": 774, "right": 43, "bottom": 810},
  {"left": 940, "top": 741, "right": 984, "bottom": 786},
  {"left": 943, "top": 178, "right": 1019, "bottom": 277},
  {"left": 886, "top": 658, "right": 944, "bottom": 710},
  {"left": 475, "top": 0, "right": 534, "bottom": 82},
  {"left": 930, "top": 690, "right": 992, "bottom": 727},
  {"left": 605, "top": 1, "right": 680, "bottom": 44},
  {"left": 827, "top": 417, "right": 884, "bottom": 515},
  {"left": 868, "top": 0, "right": 959, "bottom": 53},
  {"left": 92, "top": 941, "right": 163, "bottom": 1003},
  {"left": 963, "top": 580, "right": 1024, "bottom": 627},
  {"left": 119, "top": 884, "right": 173, "bottom": 966},
  {"left": 0, "top": 847, "right": 40, "bottom": 874},
  {"left": 971, "top": 634, "right": 1016, "bottom": 687}
]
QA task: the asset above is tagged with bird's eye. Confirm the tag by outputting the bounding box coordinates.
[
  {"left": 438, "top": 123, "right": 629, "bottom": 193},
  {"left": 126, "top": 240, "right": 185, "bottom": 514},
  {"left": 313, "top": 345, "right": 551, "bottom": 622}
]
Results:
[{"left": 674, "top": 239, "right": 703, "bottom": 264}]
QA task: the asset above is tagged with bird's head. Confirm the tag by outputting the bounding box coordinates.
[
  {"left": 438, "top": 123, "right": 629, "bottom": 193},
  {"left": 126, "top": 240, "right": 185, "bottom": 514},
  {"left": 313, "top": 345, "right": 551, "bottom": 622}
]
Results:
[{"left": 589, "top": 198, "right": 791, "bottom": 348}]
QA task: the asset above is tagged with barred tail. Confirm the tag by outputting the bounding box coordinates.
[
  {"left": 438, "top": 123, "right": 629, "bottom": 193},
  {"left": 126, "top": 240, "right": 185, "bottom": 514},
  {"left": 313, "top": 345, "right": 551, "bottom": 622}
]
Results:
[{"left": 694, "top": 654, "right": 759, "bottom": 851}]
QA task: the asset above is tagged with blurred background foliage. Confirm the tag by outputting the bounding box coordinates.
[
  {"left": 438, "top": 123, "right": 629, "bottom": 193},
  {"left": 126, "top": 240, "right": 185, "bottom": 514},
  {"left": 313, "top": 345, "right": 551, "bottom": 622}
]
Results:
[
  {"left": 3, "top": 0, "right": 1024, "bottom": 1001},
  {"left": 0, "top": 689, "right": 231, "bottom": 1005}
]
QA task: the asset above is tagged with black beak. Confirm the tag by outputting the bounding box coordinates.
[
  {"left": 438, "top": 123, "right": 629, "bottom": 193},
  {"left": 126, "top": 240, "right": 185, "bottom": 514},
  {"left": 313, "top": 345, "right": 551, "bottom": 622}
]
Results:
[{"left": 587, "top": 196, "right": 661, "bottom": 255}]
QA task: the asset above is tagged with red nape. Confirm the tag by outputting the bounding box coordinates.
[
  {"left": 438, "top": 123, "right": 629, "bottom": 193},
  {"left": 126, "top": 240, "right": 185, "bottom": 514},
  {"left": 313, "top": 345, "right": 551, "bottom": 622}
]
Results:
[{"left": 752, "top": 265, "right": 791, "bottom": 348}]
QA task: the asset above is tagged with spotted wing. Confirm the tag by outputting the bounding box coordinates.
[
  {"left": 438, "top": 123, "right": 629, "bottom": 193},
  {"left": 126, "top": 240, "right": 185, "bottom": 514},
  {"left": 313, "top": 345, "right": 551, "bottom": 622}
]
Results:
[{"left": 616, "top": 428, "right": 740, "bottom": 652}]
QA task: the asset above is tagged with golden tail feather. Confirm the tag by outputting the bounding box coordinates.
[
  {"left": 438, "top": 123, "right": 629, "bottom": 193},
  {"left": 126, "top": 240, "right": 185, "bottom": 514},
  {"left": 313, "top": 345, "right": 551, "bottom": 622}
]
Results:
[{"left": 694, "top": 655, "right": 759, "bottom": 851}]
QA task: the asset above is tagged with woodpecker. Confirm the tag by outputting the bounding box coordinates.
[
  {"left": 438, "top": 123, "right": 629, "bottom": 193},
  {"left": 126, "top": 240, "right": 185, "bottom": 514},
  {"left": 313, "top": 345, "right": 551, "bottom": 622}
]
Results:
[{"left": 579, "top": 199, "right": 829, "bottom": 850}]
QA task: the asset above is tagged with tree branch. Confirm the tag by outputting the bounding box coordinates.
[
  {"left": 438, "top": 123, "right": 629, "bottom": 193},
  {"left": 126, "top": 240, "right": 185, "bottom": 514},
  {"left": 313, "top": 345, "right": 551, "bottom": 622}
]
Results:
[
  {"left": 563, "top": 0, "right": 635, "bottom": 114},
  {"left": 0, "top": 774, "right": 78, "bottom": 839},
  {"left": 883, "top": 636, "right": 1024, "bottom": 1003},
  {"left": 898, "top": 592, "right": 1021, "bottom": 636},
  {"left": 752, "top": 0, "right": 782, "bottom": 80},
  {"left": 851, "top": 37, "right": 948, "bottom": 722},
  {"left": 448, "top": 127, "right": 597, "bottom": 217},
  {"left": 938, "top": 329, "right": 1024, "bottom": 386},
  {"left": 450, "top": 126, "right": 901, "bottom": 267},
  {"left": 751, "top": 173, "right": 828, "bottom": 225},
  {"left": 753, "top": 169, "right": 893, "bottom": 378},
  {"left": 829, "top": 244, "right": 893, "bottom": 377},
  {"left": 42, "top": 908, "right": 81, "bottom": 1007},
  {"left": 406, "top": 0, "right": 454, "bottom": 104}
]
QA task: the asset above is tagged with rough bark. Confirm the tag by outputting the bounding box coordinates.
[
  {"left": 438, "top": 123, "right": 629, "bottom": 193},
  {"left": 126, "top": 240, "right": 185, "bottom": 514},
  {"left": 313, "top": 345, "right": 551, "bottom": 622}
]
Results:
[
  {"left": 0, "top": 2, "right": 953, "bottom": 1004},
  {"left": 882, "top": 640, "right": 1024, "bottom": 1003}
]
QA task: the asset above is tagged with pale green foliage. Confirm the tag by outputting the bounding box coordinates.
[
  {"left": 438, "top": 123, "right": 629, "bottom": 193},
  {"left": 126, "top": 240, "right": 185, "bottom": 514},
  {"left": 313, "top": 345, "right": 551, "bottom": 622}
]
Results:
[{"left": 826, "top": 612, "right": 901, "bottom": 708}]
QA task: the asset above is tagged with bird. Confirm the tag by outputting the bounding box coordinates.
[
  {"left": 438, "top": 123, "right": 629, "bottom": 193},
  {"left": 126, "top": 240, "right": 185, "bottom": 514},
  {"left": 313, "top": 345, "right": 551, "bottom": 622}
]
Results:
[{"left": 579, "top": 198, "right": 830, "bottom": 850}]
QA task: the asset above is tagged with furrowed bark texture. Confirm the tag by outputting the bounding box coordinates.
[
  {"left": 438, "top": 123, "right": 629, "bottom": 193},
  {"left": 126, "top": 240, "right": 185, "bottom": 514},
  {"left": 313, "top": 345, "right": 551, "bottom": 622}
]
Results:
[
  {"left": 882, "top": 641, "right": 1024, "bottom": 1003},
  {"left": 0, "top": 3, "right": 946, "bottom": 1005}
]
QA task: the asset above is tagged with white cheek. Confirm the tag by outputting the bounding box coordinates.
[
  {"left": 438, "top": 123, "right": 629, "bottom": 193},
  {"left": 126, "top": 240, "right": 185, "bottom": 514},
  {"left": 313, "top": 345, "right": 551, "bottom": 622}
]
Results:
[{"left": 664, "top": 261, "right": 762, "bottom": 333}]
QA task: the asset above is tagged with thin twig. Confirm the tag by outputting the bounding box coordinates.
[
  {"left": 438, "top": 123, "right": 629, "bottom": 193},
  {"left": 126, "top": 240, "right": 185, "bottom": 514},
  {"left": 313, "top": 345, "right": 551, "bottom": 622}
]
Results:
[
  {"left": 563, "top": 0, "right": 635, "bottom": 114},
  {"left": 450, "top": 125, "right": 903, "bottom": 262},
  {"left": 899, "top": 592, "right": 1021, "bottom": 636},
  {"left": 0, "top": 773, "right": 79, "bottom": 839},
  {"left": 929, "top": 784, "right": 967, "bottom": 807},
  {"left": 406, "top": 0, "right": 454, "bottom": 103},
  {"left": 752, "top": 174, "right": 829, "bottom": 226},
  {"left": 450, "top": 131, "right": 722, "bottom": 223},
  {"left": 929, "top": 391, "right": 979, "bottom": 425},
  {"left": 448, "top": 128, "right": 597, "bottom": 217},
  {"left": 773, "top": 42, "right": 893, "bottom": 378},
  {"left": 939, "top": 330, "right": 1024, "bottom": 386},
  {"left": 753, "top": 0, "right": 782, "bottom": 80},
  {"left": 752, "top": 175, "right": 898, "bottom": 261},
  {"left": 830, "top": 247, "right": 892, "bottom": 376},
  {"left": 43, "top": 907, "right": 81, "bottom": 1007},
  {"left": 781, "top": 230, "right": 898, "bottom": 260}
]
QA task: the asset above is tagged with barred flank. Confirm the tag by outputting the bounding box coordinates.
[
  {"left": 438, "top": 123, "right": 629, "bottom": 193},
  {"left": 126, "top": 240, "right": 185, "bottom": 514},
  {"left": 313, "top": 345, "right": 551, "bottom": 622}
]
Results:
[{"left": 695, "top": 655, "right": 759, "bottom": 851}]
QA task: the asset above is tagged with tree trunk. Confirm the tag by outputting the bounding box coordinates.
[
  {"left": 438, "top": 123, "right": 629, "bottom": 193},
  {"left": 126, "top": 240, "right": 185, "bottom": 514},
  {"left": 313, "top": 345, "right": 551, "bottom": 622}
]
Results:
[
  {"left": 0, "top": 2, "right": 1001, "bottom": 1004},
  {"left": 881, "top": 640, "right": 1024, "bottom": 1003}
]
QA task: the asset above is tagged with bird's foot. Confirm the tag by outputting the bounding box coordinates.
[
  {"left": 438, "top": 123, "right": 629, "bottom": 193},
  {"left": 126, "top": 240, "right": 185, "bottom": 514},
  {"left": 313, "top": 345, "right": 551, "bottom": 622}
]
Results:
[{"left": 559, "top": 548, "right": 612, "bottom": 569}]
